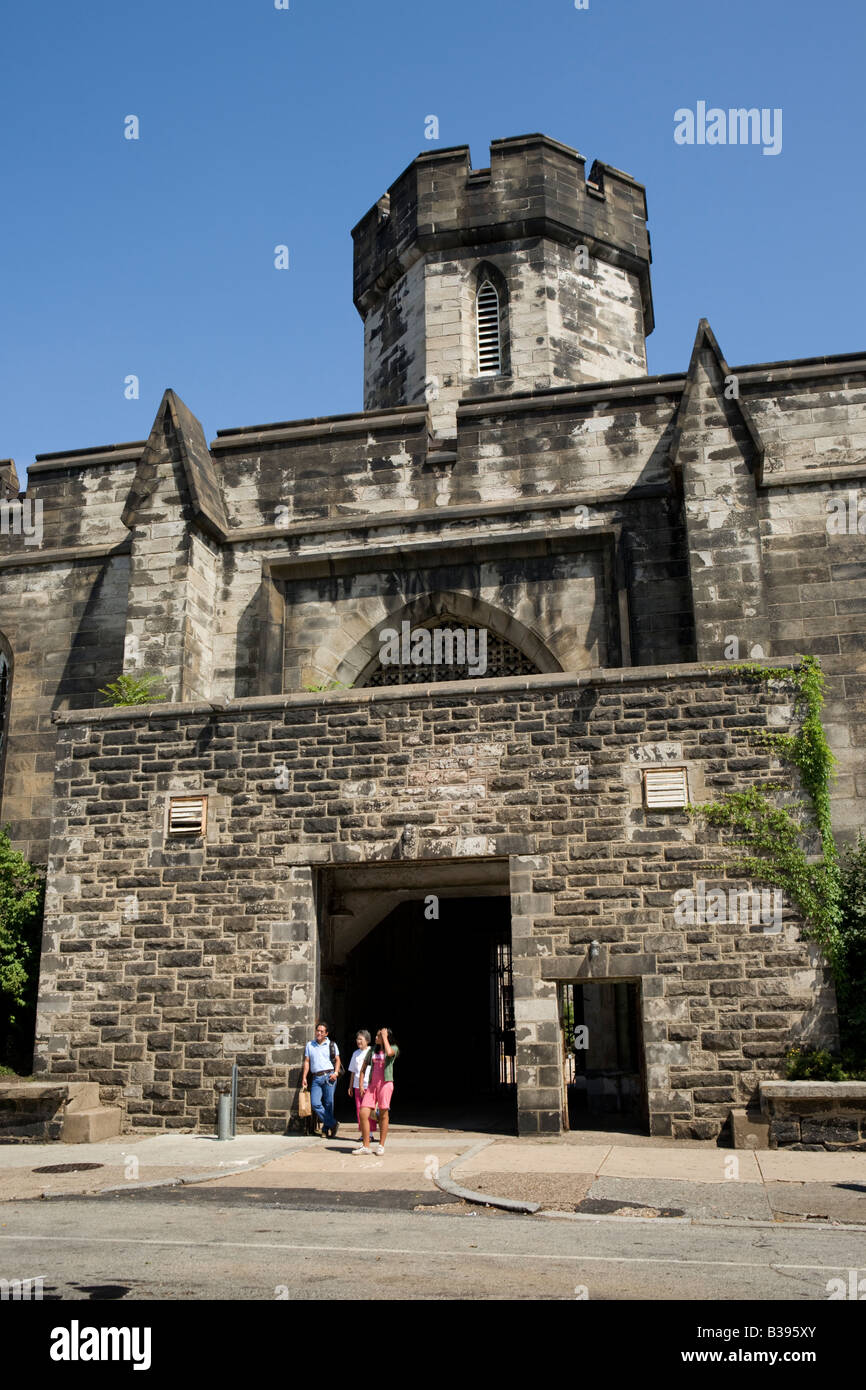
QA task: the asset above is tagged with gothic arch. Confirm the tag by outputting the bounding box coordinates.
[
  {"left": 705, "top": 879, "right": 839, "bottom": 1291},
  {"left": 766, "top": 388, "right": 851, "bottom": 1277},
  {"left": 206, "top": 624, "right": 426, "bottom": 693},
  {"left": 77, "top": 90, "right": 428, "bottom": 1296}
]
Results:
[
  {"left": 335, "top": 591, "right": 561, "bottom": 688},
  {"left": 470, "top": 261, "right": 511, "bottom": 378}
]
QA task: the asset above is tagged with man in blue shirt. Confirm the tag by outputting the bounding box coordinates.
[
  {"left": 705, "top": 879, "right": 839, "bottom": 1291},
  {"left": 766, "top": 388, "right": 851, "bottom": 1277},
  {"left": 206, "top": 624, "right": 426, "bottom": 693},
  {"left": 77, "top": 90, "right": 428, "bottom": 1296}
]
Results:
[{"left": 300, "top": 1020, "right": 341, "bottom": 1137}]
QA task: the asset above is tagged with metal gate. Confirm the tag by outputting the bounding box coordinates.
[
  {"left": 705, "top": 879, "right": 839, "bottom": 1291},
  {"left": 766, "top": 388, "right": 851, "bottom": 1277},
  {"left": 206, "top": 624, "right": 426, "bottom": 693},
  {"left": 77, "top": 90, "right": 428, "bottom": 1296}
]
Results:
[
  {"left": 559, "top": 980, "right": 645, "bottom": 1129},
  {"left": 491, "top": 938, "right": 516, "bottom": 1087}
]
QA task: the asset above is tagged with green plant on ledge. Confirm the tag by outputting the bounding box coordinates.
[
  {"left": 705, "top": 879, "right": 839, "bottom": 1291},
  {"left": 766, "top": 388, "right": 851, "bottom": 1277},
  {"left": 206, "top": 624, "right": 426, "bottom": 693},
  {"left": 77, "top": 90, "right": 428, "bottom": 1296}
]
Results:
[
  {"left": 689, "top": 654, "right": 842, "bottom": 974},
  {"left": 302, "top": 680, "right": 352, "bottom": 693},
  {"left": 785, "top": 1045, "right": 866, "bottom": 1082},
  {"left": 98, "top": 673, "right": 167, "bottom": 706}
]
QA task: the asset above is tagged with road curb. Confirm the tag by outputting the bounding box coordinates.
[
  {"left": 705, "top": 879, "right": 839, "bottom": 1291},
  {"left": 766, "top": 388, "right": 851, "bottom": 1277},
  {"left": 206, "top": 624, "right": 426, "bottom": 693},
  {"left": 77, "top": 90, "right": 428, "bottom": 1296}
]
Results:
[
  {"left": 537, "top": 1208, "right": 866, "bottom": 1231},
  {"left": 434, "top": 1140, "right": 542, "bottom": 1214}
]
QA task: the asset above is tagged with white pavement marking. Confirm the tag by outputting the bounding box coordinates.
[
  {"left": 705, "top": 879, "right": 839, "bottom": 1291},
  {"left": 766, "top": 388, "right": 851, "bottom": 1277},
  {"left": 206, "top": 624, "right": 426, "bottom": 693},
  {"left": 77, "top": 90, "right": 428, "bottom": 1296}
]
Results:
[{"left": 0, "top": 1232, "right": 857, "bottom": 1272}]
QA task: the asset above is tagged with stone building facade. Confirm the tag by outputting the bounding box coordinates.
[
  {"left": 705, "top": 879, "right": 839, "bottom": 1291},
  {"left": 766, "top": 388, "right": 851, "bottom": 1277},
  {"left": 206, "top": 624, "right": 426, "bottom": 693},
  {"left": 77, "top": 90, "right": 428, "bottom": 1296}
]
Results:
[{"left": 1, "top": 132, "right": 864, "bottom": 1137}]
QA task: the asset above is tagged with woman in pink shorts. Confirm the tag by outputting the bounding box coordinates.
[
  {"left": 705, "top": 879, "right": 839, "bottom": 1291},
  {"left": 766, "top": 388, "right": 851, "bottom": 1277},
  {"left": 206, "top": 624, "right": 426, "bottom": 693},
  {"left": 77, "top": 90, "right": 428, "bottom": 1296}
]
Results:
[
  {"left": 353, "top": 1027, "right": 398, "bottom": 1156},
  {"left": 347, "top": 1030, "right": 376, "bottom": 1139}
]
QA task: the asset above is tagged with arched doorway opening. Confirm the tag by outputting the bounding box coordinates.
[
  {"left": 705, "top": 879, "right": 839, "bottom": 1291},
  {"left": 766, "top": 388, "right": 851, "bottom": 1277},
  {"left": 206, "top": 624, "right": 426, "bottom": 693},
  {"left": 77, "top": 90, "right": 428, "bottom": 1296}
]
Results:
[{"left": 318, "top": 859, "right": 517, "bottom": 1134}]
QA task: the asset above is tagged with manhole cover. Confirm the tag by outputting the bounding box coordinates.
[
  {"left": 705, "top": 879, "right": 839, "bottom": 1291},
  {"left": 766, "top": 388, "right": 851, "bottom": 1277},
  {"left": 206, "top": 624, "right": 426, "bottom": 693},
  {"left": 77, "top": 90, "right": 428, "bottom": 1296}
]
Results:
[{"left": 32, "top": 1162, "right": 105, "bottom": 1174}]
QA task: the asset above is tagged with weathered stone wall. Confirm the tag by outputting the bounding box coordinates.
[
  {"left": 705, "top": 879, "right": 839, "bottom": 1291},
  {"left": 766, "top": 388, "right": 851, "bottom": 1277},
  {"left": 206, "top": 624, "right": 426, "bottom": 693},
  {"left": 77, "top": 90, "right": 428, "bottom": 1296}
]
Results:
[
  {"left": 33, "top": 667, "right": 835, "bottom": 1138},
  {"left": 0, "top": 552, "right": 128, "bottom": 862},
  {"left": 5, "top": 353, "right": 866, "bottom": 862},
  {"left": 674, "top": 343, "right": 866, "bottom": 840},
  {"left": 214, "top": 407, "right": 430, "bottom": 526},
  {"left": 16, "top": 448, "right": 141, "bottom": 549},
  {"left": 0, "top": 448, "right": 140, "bottom": 864},
  {"left": 362, "top": 239, "right": 647, "bottom": 436},
  {"left": 362, "top": 256, "right": 427, "bottom": 425}
]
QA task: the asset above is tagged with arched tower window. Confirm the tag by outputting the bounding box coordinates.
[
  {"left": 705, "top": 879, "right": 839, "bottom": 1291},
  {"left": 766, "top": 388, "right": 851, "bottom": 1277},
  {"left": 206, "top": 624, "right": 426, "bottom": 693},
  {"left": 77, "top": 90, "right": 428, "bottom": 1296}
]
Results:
[{"left": 476, "top": 281, "right": 502, "bottom": 375}]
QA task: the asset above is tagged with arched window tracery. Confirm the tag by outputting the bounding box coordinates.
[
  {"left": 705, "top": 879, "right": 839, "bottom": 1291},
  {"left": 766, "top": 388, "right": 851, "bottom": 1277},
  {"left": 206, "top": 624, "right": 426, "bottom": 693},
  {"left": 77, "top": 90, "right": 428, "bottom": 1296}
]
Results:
[{"left": 362, "top": 614, "right": 539, "bottom": 687}]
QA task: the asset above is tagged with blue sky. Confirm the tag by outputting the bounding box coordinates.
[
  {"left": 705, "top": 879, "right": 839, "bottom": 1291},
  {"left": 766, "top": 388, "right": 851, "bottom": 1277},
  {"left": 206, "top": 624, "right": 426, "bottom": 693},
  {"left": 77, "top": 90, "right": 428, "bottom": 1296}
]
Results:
[{"left": 1, "top": 0, "right": 864, "bottom": 475}]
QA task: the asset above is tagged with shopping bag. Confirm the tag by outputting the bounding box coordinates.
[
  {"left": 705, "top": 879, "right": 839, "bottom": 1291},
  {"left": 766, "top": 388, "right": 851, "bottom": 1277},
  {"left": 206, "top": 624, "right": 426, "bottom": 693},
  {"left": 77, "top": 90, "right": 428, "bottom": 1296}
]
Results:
[{"left": 298, "top": 1089, "right": 312, "bottom": 1118}]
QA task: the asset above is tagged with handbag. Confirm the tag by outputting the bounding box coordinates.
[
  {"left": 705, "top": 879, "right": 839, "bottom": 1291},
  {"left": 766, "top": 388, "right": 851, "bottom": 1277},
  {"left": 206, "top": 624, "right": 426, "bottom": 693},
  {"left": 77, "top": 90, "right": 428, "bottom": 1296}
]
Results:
[{"left": 298, "top": 1088, "right": 312, "bottom": 1118}]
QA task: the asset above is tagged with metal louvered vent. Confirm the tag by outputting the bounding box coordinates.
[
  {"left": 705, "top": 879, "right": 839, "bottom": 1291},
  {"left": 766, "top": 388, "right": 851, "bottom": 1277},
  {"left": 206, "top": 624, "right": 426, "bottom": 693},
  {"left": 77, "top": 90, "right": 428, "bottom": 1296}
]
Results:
[
  {"left": 476, "top": 282, "right": 502, "bottom": 375},
  {"left": 168, "top": 796, "right": 207, "bottom": 836},
  {"left": 643, "top": 768, "right": 689, "bottom": 810}
]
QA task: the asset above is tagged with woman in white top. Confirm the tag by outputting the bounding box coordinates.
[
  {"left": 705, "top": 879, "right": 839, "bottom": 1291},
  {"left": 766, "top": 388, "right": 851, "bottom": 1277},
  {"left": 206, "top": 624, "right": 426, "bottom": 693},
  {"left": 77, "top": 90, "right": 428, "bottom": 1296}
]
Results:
[{"left": 347, "top": 1030, "right": 377, "bottom": 1139}]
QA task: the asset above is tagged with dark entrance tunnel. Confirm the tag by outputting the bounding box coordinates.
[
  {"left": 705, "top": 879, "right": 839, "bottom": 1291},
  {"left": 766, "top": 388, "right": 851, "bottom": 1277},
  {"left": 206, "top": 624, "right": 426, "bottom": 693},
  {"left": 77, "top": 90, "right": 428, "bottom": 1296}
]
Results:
[
  {"left": 329, "top": 895, "right": 517, "bottom": 1134},
  {"left": 560, "top": 979, "right": 649, "bottom": 1134}
]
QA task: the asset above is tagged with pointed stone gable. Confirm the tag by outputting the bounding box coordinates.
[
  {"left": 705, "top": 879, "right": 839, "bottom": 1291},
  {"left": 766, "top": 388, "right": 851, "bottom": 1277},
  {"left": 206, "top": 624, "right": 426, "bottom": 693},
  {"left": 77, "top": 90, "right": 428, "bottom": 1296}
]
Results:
[
  {"left": 121, "top": 390, "right": 225, "bottom": 702},
  {"left": 671, "top": 320, "right": 769, "bottom": 662},
  {"left": 122, "top": 389, "right": 228, "bottom": 538}
]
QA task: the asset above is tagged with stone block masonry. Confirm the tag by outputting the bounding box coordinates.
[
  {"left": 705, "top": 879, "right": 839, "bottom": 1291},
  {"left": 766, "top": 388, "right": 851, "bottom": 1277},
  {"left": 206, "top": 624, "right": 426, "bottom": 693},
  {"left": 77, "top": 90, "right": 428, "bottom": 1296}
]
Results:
[{"left": 34, "top": 664, "right": 836, "bottom": 1138}]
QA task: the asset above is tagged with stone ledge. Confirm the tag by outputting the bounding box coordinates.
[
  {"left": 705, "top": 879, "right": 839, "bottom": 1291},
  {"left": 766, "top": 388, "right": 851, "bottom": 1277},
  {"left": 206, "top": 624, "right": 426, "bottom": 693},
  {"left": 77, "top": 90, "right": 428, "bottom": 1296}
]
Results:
[
  {"left": 759, "top": 1081, "right": 866, "bottom": 1151},
  {"left": 760, "top": 1082, "right": 866, "bottom": 1102},
  {"left": 49, "top": 657, "right": 800, "bottom": 727},
  {"left": 762, "top": 463, "right": 866, "bottom": 489},
  {"left": 28, "top": 443, "right": 145, "bottom": 473},
  {"left": 0, "top": 538, "right": 131, "bottom": 571},
  {"left": 210, "top": 404, "right": 428, "bottom": 450}
]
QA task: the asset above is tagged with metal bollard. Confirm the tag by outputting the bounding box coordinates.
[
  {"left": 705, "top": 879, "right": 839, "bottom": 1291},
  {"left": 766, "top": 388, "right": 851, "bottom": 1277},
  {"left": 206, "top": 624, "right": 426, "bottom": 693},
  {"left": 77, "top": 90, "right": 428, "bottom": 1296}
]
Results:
[{"left": 217, "top": 1091, "right": 232, "bottom": 1141}]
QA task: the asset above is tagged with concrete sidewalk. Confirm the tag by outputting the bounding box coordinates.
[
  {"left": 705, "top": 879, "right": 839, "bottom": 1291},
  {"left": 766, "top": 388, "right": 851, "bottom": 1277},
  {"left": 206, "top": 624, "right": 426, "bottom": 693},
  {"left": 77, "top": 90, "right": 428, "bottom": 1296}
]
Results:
[
  {"left": 1, "top": 1127, "right": 865, "bottom": 1223},
  {"left": 447, "top": 1138, "right": 866, "bottom": 1223}
]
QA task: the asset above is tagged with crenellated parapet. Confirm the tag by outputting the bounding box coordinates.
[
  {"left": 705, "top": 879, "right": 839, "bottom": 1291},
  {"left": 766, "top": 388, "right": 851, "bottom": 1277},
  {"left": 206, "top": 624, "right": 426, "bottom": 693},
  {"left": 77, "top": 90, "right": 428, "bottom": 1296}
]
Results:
[{"left": 352, "top": 133, "right": 653, "bottom": 329}]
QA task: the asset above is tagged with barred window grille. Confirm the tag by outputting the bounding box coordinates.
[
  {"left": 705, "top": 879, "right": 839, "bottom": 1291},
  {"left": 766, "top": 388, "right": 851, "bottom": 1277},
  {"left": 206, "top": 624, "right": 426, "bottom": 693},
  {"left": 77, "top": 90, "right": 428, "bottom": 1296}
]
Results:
[
  {"left": 643, "top": 767, "right": 689, "bottom": 810},
  {"left": 167, "top": 795, "right": 207, "bottom": 836},
  {"left": 364, "top": 617, "right": 538, "bottom": 687},
  {"left": 476, "top": 281, "right": 502, "bottom": 375}
]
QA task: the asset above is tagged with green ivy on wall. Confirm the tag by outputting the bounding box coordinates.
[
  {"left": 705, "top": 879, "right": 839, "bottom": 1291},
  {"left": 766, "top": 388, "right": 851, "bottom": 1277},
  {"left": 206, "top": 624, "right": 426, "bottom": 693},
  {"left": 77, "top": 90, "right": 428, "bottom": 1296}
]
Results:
[{"left": 689, "top": 655, "right": 843, "bottom": 975}]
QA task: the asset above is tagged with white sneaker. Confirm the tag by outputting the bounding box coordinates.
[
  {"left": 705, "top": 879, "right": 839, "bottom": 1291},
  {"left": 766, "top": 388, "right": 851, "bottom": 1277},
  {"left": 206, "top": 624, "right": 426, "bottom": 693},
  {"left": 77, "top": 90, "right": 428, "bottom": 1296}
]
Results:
[
  {"left": 352, "top": 1145, "right": 374, "bottom": 1156},
  {"left": 375, "top": 1144, "right": 386, "bottom": 1155}
]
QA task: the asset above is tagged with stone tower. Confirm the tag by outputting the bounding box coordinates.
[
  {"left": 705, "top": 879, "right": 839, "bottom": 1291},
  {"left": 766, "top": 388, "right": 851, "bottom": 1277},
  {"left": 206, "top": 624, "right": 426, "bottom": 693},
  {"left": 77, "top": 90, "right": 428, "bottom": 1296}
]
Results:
[{"left": 352, "top": 133, "right": 654, "bottom": 437}]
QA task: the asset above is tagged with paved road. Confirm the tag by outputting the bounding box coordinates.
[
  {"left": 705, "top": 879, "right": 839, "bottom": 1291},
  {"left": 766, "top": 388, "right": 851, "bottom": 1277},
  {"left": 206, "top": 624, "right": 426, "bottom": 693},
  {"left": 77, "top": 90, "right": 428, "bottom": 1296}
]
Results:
[{"left": 1, "top": 1190, "right": 864, "bottom": 1300}]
